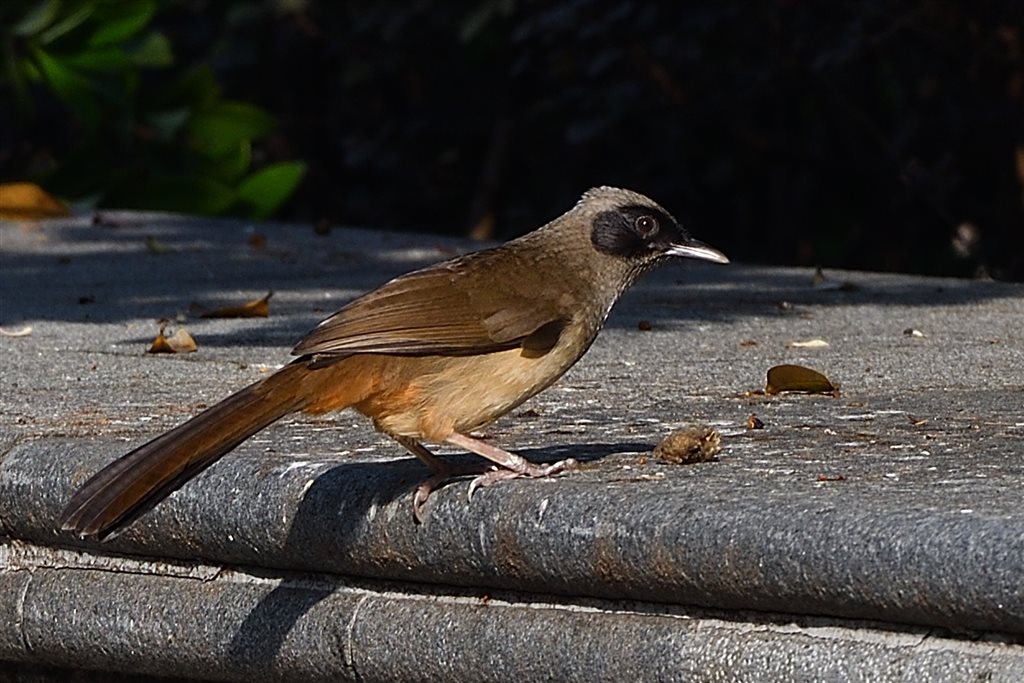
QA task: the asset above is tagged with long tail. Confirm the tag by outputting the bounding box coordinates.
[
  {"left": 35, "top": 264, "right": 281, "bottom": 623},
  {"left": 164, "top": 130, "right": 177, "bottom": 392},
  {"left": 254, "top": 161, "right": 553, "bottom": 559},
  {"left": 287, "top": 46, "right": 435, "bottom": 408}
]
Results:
[{"left": 60, "top": 362, "right": 311, "bottom": 540}]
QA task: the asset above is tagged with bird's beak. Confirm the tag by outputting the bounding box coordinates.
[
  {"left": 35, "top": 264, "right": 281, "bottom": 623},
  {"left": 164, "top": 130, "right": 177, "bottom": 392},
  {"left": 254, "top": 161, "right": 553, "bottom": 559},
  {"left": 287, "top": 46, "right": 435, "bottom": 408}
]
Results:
[{"left": 666, "top": 239, "right": 730, "bottom": 264}]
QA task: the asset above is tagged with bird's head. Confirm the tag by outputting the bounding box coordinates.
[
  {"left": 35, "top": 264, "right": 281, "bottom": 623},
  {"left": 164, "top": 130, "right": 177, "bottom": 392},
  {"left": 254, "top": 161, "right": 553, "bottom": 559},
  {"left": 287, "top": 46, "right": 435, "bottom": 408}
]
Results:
[{"left": 578, "top": 186, "right": 728, "bottom": 267}]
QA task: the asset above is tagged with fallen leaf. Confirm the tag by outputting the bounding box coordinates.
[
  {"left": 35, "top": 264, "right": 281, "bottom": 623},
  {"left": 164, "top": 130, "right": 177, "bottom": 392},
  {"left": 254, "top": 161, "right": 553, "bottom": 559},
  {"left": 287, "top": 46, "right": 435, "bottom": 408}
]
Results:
[
  {"left": 786, "top": 338, "right": 830, "bottom": 349},
  {"left": 0, "top": 182, "right": 70, "bottom": 220},
  {"left": 766, "top": 364, "right": 839, "bottom": 396},
  {"left": 148, "top": 325, "right": 198, "bottom": 354},
  {"left": 654, "top": 426, "right": 722, "bottom": 464},
  {"left": 144, "top": 236, "right": 173, "bottom": 254},
  {"left": 0, "top": 325, "right": 33, "bottom": 337},
  {"left": 195, "top": 291, "right": 273, "bottom": 318},
  {"left": 811, "top": 267, "right": 859, "bottom": 292}
]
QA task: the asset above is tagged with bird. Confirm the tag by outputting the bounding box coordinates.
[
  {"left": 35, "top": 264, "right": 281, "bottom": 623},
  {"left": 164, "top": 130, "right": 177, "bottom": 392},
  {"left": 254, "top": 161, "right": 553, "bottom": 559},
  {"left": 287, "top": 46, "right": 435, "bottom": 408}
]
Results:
[{"left": 60, "top": 186, "right": 728, "bottom": 539}]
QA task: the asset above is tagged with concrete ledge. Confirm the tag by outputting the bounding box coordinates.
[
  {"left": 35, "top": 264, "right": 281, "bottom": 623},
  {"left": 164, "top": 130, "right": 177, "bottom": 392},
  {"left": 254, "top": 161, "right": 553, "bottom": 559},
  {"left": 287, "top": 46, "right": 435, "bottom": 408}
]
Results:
[
  {"left": 2, "top": 437, "right": 1023, "bottom": 638},
  {"left": 2, "top": 545, "right": 1022, "bottom": 682},
  {"left": 2, "top": 213, "right": 1024, "bottom": 680}
]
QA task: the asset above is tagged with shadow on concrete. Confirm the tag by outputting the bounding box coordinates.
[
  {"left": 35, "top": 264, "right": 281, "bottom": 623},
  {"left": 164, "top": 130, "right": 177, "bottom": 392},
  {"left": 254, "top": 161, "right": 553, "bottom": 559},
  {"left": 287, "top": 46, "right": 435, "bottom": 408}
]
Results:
[
  {"left": 3, "top": 217, "right": 1021, "bottom": 336},
  {"left": 225, "top": 439, "right": 650, "bottom": 662}
]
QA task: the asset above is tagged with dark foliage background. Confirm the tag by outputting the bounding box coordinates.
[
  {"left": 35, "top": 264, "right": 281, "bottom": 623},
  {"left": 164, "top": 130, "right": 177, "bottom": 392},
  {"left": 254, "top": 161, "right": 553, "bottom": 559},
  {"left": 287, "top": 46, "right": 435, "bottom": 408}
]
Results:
[{"left": 4, "top": 1, "right": 1023, "bottom": 279}]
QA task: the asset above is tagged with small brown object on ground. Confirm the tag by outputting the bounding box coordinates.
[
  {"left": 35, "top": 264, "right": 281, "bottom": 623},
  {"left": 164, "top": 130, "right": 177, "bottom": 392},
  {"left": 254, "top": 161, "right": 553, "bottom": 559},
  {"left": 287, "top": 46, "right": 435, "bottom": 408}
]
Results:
[
  {"left": 654, "top": 427, "right": 722, "bottom": 464},
  {"left": 746, "top": 414, "right": 765, "bottom": 429}
]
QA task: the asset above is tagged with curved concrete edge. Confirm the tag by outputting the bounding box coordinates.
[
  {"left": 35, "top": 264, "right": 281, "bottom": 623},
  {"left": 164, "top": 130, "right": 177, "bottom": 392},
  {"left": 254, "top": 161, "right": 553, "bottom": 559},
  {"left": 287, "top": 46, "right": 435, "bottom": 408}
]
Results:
[
  {"left": 3, "top": 438, "right": 1023, "bottom": 638},
  {"left": 1, "top": 544, "right": 1023, "bottom": 683}
]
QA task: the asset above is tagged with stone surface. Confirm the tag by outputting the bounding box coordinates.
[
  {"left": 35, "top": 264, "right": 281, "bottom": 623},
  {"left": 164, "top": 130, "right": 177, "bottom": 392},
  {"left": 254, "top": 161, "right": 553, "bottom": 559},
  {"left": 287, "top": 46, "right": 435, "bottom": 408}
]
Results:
[{"left": 1, "top": 212, "right": 1023, "bottom": 680}]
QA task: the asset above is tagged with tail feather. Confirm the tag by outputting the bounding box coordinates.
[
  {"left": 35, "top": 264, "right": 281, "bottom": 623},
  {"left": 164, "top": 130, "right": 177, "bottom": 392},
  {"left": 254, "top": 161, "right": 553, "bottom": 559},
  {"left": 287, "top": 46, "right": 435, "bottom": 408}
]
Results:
[{"left": 60, "top": 363, "right": 308, "bottom": 540}]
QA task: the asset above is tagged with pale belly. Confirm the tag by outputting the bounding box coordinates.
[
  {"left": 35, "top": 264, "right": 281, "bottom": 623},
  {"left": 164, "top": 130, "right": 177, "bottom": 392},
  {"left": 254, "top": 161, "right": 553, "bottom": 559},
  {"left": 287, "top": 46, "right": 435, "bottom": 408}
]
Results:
[{"left": 366, "top": 330, "right": 594, "bottom": 441}]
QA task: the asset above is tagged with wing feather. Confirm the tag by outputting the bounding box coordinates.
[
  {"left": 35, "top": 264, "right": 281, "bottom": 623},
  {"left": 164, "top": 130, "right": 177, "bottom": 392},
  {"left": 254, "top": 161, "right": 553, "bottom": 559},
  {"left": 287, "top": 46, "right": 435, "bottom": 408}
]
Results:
[{"left": 292, "top": 248, "right": 570, "bottom": 358}]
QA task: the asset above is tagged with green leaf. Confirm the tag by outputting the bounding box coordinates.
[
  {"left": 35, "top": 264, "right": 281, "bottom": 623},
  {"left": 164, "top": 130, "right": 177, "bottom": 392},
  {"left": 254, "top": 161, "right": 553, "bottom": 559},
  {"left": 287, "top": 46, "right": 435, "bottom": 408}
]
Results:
[
  {"left": 128, "top": 31, "right": 172, "bottom": 67},
  {"left": 60, "top": 47, "right": 131, "bottom": 72},
  {"left": 236, "top": 161, "right": 306, "bottom": 218},
  {"left": 127, "top": 175, "right": 236, "bottom": 215},
  {"left": 87, "top": 0, "right": 156, "bottom": 47},
  {"left": 167, "top": 65, "right": 220, "bottom": 109},
  {"left": 213, "top": 140, "right": 252, "bottom": 182},
  {"left": 32, "top": 47, "right": 99, "bottom": 126},
  {"left": 146, "top": 107, "right": 191, "bottom": 139},
  {"left": 186, "top": 101, "right": 275, "bottom": 156},
  {"left": 39, "top": 3, "right": 95, "bottom": 44},
  {"left": 13, "top": 0, "right": 61, "bottom": 36}
]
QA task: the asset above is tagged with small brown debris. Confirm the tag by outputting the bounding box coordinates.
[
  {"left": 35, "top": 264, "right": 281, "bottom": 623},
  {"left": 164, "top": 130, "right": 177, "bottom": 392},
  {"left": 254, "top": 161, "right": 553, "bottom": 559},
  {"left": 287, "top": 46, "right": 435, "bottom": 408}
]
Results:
[
  {"left": 247, "top": 233, "right": 267, "bottom": 249},
  {"left": 812, "top": 267, "right": 860, "bottom": 292},
  {"left": 909, "top": 416, "right": 929, "bottom": 427},
  {"left": 786, "top": 338, "right": 829, "bottom": 349},
  {"left": 517, "top": 408, "right": 541, "bottom": 418},
  {"left": 746, "top": 414, "right": 765, "bottom": 430},
  {"left": 637, "top": 320, "right": 653, "bottom": 331},
  {"left": 816, "top": 474, "right": 846, "bottom": 482},
  {"left": 148, "top": 325, "right": 198, "bottom": 354},
  {"left": 654, "top": 426, "right": 722, "bottom": 464},
  {"left": 740, "top": 339, "right": 758, "bottom": 347},
  {"left": 766, "top": 364, "right": 839, "bottom": 396},
  {"left": 194, "top": 291, "right": 273, "bottom": 319},
  {"left": 144, "top": 235, "right": 173, "bottom": 254}
]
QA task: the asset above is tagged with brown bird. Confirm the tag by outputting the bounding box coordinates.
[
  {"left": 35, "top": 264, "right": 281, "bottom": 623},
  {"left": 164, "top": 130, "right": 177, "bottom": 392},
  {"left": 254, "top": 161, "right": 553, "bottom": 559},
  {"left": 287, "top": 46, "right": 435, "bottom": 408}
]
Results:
[{"left": 60, "top": 186, "right": 728, "bottom": 539}]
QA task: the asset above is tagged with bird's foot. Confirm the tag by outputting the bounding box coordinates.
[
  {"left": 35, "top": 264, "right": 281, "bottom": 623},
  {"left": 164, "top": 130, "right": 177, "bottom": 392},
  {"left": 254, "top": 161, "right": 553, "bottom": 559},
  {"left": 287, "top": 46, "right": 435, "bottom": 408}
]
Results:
[
  {"left": 466, "top": 457, "right": 579, "bottom": 501},
  {"left": 395, "top": 433, "right": 579, "bottom": 523},
  {"left": 411, "top": 460, "right": 493, "bottom": 524}
]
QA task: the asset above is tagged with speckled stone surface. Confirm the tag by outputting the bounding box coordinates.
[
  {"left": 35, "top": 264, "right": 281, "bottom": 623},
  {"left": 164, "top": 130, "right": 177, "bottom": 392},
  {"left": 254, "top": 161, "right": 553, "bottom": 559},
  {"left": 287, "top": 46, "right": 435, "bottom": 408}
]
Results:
[{"left": 2, "top": 213, "right": 1022, "bottom": 681}]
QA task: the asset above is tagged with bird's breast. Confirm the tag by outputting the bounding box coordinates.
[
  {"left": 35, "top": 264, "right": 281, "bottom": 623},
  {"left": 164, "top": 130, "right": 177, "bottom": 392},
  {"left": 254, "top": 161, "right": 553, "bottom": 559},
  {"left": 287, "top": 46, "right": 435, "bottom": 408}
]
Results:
[{"left": 358, "top": 317, "right": 599, "bottom": 441}]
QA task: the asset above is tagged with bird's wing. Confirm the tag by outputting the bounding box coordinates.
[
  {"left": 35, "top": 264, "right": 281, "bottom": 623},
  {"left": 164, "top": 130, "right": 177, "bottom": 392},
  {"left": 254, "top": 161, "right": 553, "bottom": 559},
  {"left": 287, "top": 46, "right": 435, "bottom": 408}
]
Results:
[{"left": 292, "top": 248, "right": 570, "bottom": 358}]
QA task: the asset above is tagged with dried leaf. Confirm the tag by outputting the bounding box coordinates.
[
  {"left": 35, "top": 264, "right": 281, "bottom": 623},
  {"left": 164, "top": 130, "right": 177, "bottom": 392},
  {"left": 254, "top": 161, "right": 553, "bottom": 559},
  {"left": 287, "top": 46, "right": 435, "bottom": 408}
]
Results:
[
  {"left": 148, "top": 325, "right": 197, "bottom": 354},
  {"left": 196, "top": 291, "right": 273, "bottom": 318},
  {"left": 0, "top": 182, "right": 70, "bottom": 220},
  {"left": 654, "top": 427, "right": 721, "bottom": 464},
  {"left": 811, "top": 267, "right": 860, "bottom": 292},
  {"left": 0, "top": 325, "right": 33, "bottom": 337},
  {"left": 786, "top": 338, "right": 830, "bottom": 349},
  {"left": 766, "top": 364, "right": 838, "bottom": 395}
]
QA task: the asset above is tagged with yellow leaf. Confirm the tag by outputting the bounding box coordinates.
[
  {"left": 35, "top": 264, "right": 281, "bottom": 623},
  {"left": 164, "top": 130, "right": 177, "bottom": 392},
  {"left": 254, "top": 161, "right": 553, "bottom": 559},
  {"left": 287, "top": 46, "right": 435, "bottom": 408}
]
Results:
[
  {"left": 766, "top": 364, "right": 838, "bottom": 395},
  {"left": 196, "top": 291, "right": 273, "bottom": 319},
  {"left": 0, "top": 182, "right": 70, "bottom": 220}
]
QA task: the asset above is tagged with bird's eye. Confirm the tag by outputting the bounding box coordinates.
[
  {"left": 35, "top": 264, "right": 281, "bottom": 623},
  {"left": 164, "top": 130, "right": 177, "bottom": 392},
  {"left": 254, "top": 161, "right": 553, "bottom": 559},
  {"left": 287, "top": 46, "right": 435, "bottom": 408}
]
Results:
[{"left": 635, "top": 215, "right": 658, "bottom": 237}]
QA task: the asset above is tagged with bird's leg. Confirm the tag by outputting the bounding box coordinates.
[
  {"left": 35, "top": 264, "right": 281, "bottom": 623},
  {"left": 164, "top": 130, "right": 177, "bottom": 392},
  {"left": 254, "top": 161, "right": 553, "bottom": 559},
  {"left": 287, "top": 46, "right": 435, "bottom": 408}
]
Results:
[
  {"left": 444, "top": 432, "right": 578, "bottom": 500},
  {"left": 393, "top": 435, "right": 491, "bottom": 523}
]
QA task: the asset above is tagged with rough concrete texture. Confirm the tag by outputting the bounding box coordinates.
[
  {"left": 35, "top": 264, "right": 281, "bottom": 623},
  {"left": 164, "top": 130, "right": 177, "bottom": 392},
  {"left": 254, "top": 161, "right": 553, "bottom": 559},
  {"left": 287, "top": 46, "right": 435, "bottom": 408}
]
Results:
[{"left": 1, "top": 212, "right": 1023, "bottom": 680}]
